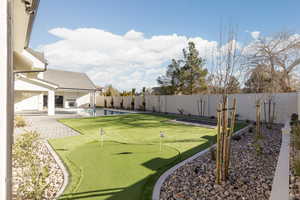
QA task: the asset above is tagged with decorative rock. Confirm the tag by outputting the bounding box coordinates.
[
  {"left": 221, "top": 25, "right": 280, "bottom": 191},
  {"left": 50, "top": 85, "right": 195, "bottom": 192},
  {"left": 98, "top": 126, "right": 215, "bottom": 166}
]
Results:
[{"left": 160, "top": 125, "right": 282, "bottom": 200}]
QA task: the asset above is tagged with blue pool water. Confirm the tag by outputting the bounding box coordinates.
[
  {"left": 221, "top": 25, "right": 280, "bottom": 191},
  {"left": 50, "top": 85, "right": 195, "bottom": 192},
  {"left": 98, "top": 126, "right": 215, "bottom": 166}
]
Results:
[{"left": 84, "top": 108, "right": 130, "bottom": 117}]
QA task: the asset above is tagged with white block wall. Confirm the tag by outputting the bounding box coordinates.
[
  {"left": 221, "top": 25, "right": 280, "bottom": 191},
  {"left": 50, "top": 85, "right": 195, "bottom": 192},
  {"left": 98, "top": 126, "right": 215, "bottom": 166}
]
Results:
[{"left": 96, "top": 92, "right": 298, "bottom": 123}]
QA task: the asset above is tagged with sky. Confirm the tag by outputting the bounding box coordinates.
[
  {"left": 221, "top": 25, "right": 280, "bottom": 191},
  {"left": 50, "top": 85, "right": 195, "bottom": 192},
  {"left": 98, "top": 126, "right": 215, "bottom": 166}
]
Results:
[{"left": 30, "top": 0, "right": 300, "bottom": 90}]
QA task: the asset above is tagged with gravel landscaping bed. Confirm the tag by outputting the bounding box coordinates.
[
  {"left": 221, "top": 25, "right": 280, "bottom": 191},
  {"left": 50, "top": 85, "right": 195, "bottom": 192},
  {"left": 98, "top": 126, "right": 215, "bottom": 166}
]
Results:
[
  {"left": 12, "top": 140, "right": 64, "bottom": 200},
  {"left": 160, "top": 125, "right": 282, "bottom": 200}
]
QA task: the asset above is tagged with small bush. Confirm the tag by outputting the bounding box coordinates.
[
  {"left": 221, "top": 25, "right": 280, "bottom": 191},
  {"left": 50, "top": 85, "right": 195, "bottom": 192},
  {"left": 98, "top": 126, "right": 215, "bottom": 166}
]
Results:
[
  {"left": 177, "top": 108, "right": 184, "bottom": 115},
  {"left": 253, "top": 142, "right": 262, "bottom": 156},
  {"left": 291, "top": 113, "right": 299, "bottom": 122},
  {"left": 249, "top": 127, "right": 253, "bottom": 133},
  {"left": 15, "top": 116, "right": 26, "bottom": 128}
]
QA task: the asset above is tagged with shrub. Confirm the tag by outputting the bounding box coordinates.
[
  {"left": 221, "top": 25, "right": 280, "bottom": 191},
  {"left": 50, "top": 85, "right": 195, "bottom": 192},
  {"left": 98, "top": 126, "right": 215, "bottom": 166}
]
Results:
[
  {"left": 15, "top": 116, "right": 26, "bottom": 128},
  {"left": 291, "top": 113, "right": 299, "bottom": 122},
  {"left": 104, "top": 99, "right": 107, "bottom": 108},
  {"left": 177, "top": 108, "right": 184, "bottom": 115},
  {"left": 12, "top": 131, "right": 50, "bottom": 199},
  {"left": 110, "top": 98, "right": 114, "bottom": 108},
  {"left": 131, "top": 100, "right": 135, "bottom": 110},
  {"left": 152, "top": 106, "right": 156, "bottom": 112},
  {"left": 295, "top": 159, "right": 300, "bottom": 176},
  {"left": 142, "top": 101, "right": 146, "bottom": 111},
  {"left": 120, "top": 99, "right": 124, "bottom": 109}
]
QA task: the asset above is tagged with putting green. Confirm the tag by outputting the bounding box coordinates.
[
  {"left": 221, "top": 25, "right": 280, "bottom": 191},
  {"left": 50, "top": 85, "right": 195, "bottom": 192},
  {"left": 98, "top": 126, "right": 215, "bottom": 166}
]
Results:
[
  {"left": 60, "top": 141, "right": 178, "bottom": 199},
  {"left": 49, "top": 113, "right": 245, "bottom": 200}
]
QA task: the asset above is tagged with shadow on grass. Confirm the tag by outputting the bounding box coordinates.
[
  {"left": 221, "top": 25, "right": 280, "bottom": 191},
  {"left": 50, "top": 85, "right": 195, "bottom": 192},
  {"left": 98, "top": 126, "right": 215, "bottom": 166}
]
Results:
[{"left": 59, "top": 135, "right": 217, "bottom": 200}]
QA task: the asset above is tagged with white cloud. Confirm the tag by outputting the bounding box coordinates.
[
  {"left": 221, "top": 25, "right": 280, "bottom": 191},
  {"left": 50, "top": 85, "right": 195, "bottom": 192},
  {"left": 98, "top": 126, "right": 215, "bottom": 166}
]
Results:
[
  {"left": 250, "top": 31, "right": 260, "bottom": 40},
  {"left": 40, "top": 28, "right": 218, "bottom": 90}
]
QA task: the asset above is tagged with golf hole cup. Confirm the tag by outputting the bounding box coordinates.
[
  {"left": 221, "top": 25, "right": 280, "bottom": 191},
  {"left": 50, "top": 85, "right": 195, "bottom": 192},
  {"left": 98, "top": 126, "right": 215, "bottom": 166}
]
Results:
[
  {"left": 99, "top": 128, "right": 105, "bottom": 147},
  {"left": 160, "top": 131, "right": 165, "bottom": 152}
]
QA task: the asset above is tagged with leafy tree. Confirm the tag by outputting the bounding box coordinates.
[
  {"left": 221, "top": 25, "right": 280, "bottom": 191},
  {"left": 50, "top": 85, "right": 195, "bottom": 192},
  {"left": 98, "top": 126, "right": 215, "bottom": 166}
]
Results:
[
  {"left": 157, "top": 42, "right": 208, "bottom": 95},
  {"left": 181, "top": 42, "right": 208, "bottom": 94},
  {"left": 157, "top": 59, "right": 182, "bottom": 95},
  {"left": 104, "top": 85, "right": 120, "bottom": 96}
]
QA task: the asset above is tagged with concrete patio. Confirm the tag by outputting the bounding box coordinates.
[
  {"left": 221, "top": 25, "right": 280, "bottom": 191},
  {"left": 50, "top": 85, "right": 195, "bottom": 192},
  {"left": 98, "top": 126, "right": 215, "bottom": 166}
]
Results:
[{"left": 14, "top": 111, "right": 81, "bottom": 139}]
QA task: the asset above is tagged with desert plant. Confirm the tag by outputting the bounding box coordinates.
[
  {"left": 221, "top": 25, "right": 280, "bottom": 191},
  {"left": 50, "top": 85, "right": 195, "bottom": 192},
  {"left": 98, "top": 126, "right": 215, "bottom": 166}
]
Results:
[
  {"left": 15, "top": 116, "right": 26, "bottom": 128},
  {"left": 291, "top": 113, "right": 299, "bottom": 125},
  {"left": 177, "top": 108, "right": 184, "bottom": 115},
  {"left": 12, "top": 131, "right": 50, "bottom": 199},
  {"left": 254, "top": 142, "right": 263, "bottom": 155}
]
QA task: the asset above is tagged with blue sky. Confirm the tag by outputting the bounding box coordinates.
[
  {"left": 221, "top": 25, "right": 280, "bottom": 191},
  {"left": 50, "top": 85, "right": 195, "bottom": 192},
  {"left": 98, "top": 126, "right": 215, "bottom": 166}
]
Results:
[{"left": 30, "top": 0, "right": 300, "bottom": 90}]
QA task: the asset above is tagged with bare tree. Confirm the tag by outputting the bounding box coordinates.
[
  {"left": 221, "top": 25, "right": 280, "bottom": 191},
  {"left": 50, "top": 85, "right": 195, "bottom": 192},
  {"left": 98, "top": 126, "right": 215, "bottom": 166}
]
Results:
[
  {"left": 208, "top": 25, "right": 244, "bottom": 96},
  {"left": 245, "top": 31, "right": 300, "bottom": 92}
]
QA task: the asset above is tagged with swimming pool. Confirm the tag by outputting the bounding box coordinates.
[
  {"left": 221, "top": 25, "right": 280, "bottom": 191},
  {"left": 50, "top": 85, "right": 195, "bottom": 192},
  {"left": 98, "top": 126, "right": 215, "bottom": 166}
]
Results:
[{"left": 82, "top": 108, "right": 131, "bottom": 117}]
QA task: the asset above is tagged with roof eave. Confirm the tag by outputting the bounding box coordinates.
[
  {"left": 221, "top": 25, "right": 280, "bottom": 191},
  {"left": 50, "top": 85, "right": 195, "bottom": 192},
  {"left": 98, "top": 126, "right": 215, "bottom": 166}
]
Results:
[{"left": 24, "top": 0, "right": 40, "bottom": 48}]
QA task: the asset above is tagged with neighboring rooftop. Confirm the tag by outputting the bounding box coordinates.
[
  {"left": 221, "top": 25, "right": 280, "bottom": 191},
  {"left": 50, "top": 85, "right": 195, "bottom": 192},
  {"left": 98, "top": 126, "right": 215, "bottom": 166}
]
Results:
[{"left": 42, "top": 69, "right": 96, "bottom": 90}]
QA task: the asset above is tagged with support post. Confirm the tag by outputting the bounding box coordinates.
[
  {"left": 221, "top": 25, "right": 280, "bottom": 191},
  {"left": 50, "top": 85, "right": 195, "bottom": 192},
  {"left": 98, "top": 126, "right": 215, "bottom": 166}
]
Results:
[
  {"left": 48, "top": 90, "right": 55, "bottom": 115},
  {"left": 0, "top": 0, "right": 13, "bottom": 199}
]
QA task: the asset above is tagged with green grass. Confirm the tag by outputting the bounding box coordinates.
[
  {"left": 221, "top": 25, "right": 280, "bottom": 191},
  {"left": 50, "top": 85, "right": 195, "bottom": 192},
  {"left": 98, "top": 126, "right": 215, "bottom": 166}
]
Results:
[{"left": 49, "top": 113, "right": 246, "bottom": 200}]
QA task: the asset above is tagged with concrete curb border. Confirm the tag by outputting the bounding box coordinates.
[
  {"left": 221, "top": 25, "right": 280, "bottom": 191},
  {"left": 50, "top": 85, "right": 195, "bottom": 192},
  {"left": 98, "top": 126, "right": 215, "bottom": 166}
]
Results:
[
  {"left": 152, "top": 124, "right": 251, "bottom": 200},
  {"left": 269, "top": 121, "right": 290, "bottom": 200},
  {"left": 44, "top": 140, "right": 69, "bottom": 199}
]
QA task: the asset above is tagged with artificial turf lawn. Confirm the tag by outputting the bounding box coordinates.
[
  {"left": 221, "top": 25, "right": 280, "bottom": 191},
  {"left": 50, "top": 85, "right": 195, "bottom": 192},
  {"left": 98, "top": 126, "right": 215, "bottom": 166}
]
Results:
[{"left": 49, "top": 113, "right": 246, "bottom": 200}]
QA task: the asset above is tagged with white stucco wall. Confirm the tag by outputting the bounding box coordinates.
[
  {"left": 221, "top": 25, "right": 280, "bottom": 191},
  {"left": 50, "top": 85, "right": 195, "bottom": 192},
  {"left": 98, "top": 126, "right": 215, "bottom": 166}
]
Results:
[{"left": 15, "top": 91, "right": 41, "bottom": 111}]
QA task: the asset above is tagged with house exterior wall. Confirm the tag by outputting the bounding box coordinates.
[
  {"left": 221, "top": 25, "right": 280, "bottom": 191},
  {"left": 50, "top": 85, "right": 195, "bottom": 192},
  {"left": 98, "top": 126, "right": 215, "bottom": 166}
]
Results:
[
  {"left": 15, "top": 91, "right": 41, "bottom": 111},
  {"left": 0, "top": 0, "right": 13, "bottom": 198}
]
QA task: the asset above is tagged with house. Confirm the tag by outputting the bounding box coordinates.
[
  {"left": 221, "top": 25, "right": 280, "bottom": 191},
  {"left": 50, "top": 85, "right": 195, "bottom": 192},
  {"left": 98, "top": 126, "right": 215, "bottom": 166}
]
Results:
[
  {"left": 1, "top": 0, "right": 44, "bottom": 198},
  {"left": 15, "top": 67, "right": 97, "bottom": 115}
]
